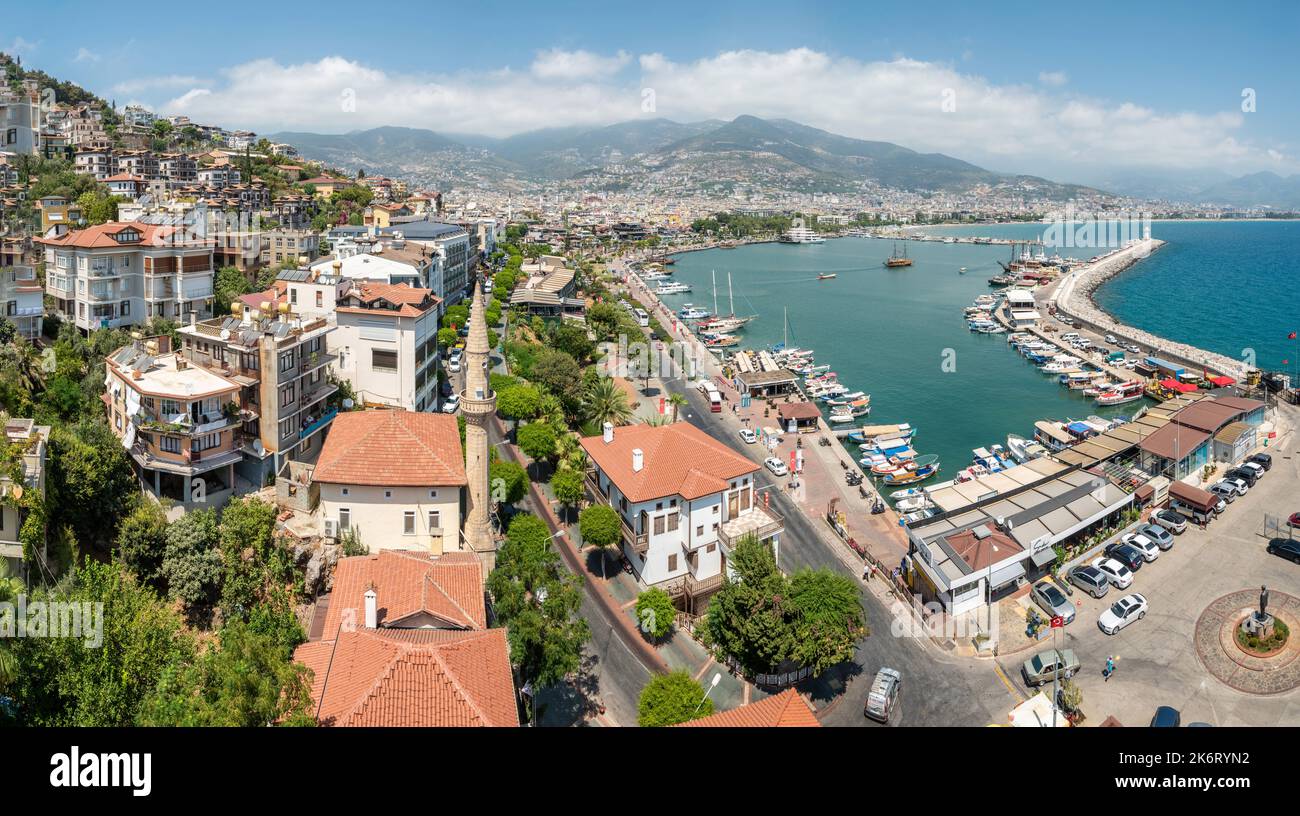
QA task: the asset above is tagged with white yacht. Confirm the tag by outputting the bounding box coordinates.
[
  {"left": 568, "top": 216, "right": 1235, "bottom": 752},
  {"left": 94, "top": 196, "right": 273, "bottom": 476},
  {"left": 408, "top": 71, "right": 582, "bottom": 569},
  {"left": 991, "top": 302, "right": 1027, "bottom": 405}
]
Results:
[{"left": 781, "top": 225, "right": 826, "bottom": 244}]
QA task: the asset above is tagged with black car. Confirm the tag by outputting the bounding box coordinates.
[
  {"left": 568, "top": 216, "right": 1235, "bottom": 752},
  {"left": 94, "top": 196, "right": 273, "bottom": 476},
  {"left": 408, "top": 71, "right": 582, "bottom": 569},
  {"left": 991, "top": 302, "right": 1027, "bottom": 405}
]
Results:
[
  {"left": 1225, "top": 467, "right": 1259, "bottom": 488},
  {"left": 1150, "top": 706, "right": 1181, "bottom": 727},
  {"left": 1248, "top": 452, "right": 1272, "bottom": 471},
  {"left": 1267, "top": 539, "right": 1300, "bottom": 565},
  {"left": 1104, "top": 542, "right": 1145, "bottom": 572}
]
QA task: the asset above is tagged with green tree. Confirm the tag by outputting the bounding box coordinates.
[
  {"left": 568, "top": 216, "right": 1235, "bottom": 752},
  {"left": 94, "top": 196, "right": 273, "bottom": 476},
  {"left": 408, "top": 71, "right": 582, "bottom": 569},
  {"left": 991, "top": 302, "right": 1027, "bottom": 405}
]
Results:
[
  {"left": 489, "top": 459, "right": 530, "bottom": 506},
  {"left": 551, "top": 322, "right": 595, "bottom": 363},
  {"left": 137, "top": 620, "right": 314, "bottom": 726},
  {"left": 437, "top": 327, "right": 460, "bottom": 349},
  {"left": 115, "top": 499, "right": 170, "bottom": 589},
  {"left": 0, "top": 560, "right": 23, "bottom": 688},
  {"left": 635, "top": 587, "right": 676, "bottom": 641},
  {"left": 46, "top": 421, "right": 136, "bottom": 551},
  {"left": 517, "top": 421, "right": 557, "bottom": 465},
  {"left": 667, "top": 392, "right": 688, "bottom": 423},
  {"left": 638, "top": 671, "right": 712, "bottom": 727},
  {"left": 218, "top": 497, "right": 294, "bottom": 622},
  {"left": 549, "top": 467, "right": 584, "bottom": 522},
  {"left": 787, "top": 569, "right": 867, "bottom": 674},
  {"left": 701, "top": 536, "right": 794, "bottom": 674},
  {"left": 578, "top": 504, "right": 621, "bottom": 579},
  {"left": 582, "top": 377, "right": 633, "bottom": 426},
  {"left": 486, "top": 514, "right": 589, "bottom": 722},
  {"left": 497, "top": 383, "right": 543, "bottom": 430},
  {"left": 530, "top": 347, "right": 583, "bottom": 411},
  {"left": 213, "top": 265, "right": 253, "bottom": 316},
  {"left": 161, "top": 507, "right": 223, "bottom": 619}
]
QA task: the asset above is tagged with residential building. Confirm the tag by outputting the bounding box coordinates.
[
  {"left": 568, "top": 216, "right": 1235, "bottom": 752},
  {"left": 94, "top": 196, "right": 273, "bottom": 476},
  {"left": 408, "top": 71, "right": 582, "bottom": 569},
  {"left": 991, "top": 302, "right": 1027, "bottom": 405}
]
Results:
[
  {"left": 332, "top": 279, "right": 441, "bottom": 411},
  {"left": 177, "top": 300, "right": 337, "bottom": 483},
  {"left": 39, "top": 221, "right": 216, "bottom": 332},
  {"left": 385, "top": 218, "right": 471, "bottom": 306},
  {"left": 74, "top": 146, "right": 114, "bottom": 180},
  {"left": 122, "top": 105, "right": 155, "bottom": 129},
  {"left": 260, "top": 228, "right": 320, "bottom": 268},
  {"left": 0, "top": 83, "right": 41, "bottom": 155},
  {"left": 312, "top": 410, "right": 466, "bottom": 553},
  {"left": 103, "top": 173, "right": 147, "bottom": 199},
  {"left": 674, "top": 688, "right": 820, "bottom": 727},
  {"left": 308, "top": 238, "right": 434, "bottom": 290},
  {"left": 115, "top": 150, "right": 159, "bottom": 180},
  {"left": 302, "top": 175, "right": 353, "bottom": 198},
  {"left": 294, "top": 550, "right": 517, "bottom": 727},
  {"left": 509, "top": 260, "right": 582, "bottom": 319},
  {"left": 1, "top": 256, "right": 43, "bottom": 339},
  {"left": 0, "top": 418, "right": 50, "bottom": 579},
  {"left": 104, "top": 336, "right": 248, "bottom": 507},
  {"left": 158, "top": 154, "right": 198, "bottom": 184},
  {"left": 35, "top": 195, "right": 84, "bottom": 236},
  {"left": 579, "top": 422, "right": 783, "bottom": 613}
]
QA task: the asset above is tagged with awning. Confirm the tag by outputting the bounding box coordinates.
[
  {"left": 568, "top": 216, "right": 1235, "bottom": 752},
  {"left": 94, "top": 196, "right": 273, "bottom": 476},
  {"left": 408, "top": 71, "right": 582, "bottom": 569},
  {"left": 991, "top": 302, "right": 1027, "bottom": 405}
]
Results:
[
  {"left": 1030, "top": 548, "right": 1057, "bottom": 568},
  {"left": 1208, "top": 375, "right": 1235, "bottom": 387},
  {"left": 987, "top": 560, "right": 1027, "bottom": 588},
  {"left": 1159, "top": 378, "right": 1198, "bottom": 393}
]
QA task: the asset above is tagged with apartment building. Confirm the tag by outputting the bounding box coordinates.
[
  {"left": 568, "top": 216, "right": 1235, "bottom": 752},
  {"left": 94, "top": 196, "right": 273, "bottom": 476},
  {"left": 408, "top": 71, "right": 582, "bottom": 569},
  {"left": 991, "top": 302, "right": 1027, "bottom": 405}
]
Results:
[
  {"left": 260, "top": 228, "right": 320, "bottom": 267},
  {"left": 104, "top": 335, "right": 248, "bottom": 508},
  {"left": 35, "top": 195, "right": 84, "bottom": 236},
  {"left": 158, "top": 154, "right": 198, "bottom": 184},
  {"left": 0, "top": 82, "right": 41, "bottom": 155},
  {"left": 332, "top": 280, "right": 441, "bottom": 412},
  {"left": 579, "top": 422, "right": 784, "bottom": 613},
  {"left": 1, "top": 249, "right": 44, "bottom": 339},
  {"left": 0, "top": 418, "right": 50, "bottom": 580},
  {"left": 196, "top": 165, "right": 241, "bottom": 188},
  {"left": 39, "top": 221, "right": 216, "bottom": 332},
  {"left": 177, "top": 300, "right": 337, "bottom": 484},
  {"left": 122, "top": 105, "right": 155, "bottom": 129},
  {"left": 312, "top": 410, "right": 466, "bottom": 553},
  {"left": 74, "top": 146, "right": 114, "bottom": 180},
  {"left": 385, "top": 219, "right": 471, "bottom": 306},
  {"left": 308, "top": 239, "right": 432, "bottom": 289}
]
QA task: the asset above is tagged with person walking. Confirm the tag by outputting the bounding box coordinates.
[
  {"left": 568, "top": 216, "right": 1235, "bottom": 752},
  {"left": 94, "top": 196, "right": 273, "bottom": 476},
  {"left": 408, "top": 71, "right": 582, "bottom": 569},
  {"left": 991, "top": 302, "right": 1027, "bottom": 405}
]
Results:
[{"left": 1104, "top": 655, "right": 1115, "bottom": 681}]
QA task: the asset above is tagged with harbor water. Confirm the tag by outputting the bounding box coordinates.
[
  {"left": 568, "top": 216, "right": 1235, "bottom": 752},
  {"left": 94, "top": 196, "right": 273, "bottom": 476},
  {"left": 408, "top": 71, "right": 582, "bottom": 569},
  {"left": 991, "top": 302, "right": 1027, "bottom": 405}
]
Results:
[{"left": 657, "top": 238, "right": 1134, "bottom": 478}]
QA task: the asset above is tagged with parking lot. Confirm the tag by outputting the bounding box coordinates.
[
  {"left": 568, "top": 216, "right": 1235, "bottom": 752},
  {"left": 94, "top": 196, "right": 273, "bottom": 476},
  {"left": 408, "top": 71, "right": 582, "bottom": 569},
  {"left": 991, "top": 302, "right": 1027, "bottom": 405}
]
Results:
[{"left": 998, "top": 421, "right": 1300, "bottom": 726}]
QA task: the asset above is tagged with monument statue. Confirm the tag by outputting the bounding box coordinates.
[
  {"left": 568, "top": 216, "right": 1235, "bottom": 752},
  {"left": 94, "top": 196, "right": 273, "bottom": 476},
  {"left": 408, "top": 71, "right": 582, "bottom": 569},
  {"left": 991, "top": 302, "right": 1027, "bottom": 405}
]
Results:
[{"left": 1260, "top": 585, "right": 1269, "bottom": 619}]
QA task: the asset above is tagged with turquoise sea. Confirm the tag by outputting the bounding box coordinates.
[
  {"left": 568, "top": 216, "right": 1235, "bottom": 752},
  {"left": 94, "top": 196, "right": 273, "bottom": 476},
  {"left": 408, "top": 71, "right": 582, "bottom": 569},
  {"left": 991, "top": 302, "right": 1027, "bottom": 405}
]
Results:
[{"left": 660, "top": 220, "right": 1298, "bottom": 481}]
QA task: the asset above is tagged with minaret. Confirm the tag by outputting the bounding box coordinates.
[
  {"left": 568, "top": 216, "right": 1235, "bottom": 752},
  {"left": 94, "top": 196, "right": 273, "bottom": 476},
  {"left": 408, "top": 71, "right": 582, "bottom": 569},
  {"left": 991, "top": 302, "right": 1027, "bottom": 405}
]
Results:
[{"left": 460, "top": 280, "right": 497, "bottom": 569}]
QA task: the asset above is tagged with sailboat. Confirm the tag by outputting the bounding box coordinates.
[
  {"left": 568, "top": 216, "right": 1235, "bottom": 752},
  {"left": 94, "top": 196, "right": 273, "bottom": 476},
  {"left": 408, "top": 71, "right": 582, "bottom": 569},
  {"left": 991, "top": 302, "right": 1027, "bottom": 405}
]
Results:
[
  {"left": 698, "top": 271, "right": 757, "bottom": 333},
  {"left": 884, "top": 241, "right": 914, "bottom": 268}
]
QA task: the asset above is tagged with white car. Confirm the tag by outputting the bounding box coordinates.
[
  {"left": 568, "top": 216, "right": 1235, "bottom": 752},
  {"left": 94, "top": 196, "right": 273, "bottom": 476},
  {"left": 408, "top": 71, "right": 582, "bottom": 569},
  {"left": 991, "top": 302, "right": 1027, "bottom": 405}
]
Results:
[
  {"left": 739, "top": 428, "right": 758, "bottom": 444},
  {"left": 1120, "top": 533, "right": 1161, "bottom": 562},
  {"left": 1098, "top": 593, "right": 1148, "bottom": 635},
  {"left": 441, "top": 395, "right": 460, "bottom": 414},
  {"left": 1092, "top": 557, "right": 1134, "bottom": 589},
  {"left": 448, "top": 358, "right": 462, "bottom": 373},
  {"left": 764, "top": 457, "right": 789, "bottom": 477},
  {"left": 1104, "top": 334, "right": 1118, "bottom": 345},
  {"left": 1223, "top": 476, "right": 1249, "bottom": 496}
]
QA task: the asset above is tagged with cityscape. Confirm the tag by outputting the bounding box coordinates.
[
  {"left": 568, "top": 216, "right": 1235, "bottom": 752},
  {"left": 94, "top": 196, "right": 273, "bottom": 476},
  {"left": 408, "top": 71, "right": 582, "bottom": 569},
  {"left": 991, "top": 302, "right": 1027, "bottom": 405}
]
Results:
[{"left": 1, "top": 0, "right": 1298, "bottom": 787}]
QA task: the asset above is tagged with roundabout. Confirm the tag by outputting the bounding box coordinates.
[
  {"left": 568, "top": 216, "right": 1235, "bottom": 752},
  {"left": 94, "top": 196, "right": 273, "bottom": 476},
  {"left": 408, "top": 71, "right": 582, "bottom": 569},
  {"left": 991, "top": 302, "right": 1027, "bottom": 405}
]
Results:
[{"left": 1195, "top": 589, "right": 1300, "bottom": 695}]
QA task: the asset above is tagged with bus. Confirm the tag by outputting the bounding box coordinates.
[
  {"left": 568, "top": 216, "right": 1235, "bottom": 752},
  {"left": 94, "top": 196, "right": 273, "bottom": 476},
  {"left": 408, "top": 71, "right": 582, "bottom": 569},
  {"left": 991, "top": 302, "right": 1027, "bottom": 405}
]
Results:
[{"left": 634, "top": 308, "right": 650, "bottom": 327}]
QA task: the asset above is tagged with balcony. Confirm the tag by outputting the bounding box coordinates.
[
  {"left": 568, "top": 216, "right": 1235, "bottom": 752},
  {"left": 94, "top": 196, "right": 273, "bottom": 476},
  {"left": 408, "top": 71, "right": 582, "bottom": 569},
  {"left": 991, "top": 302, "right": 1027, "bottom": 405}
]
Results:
[
  {"left": 717, "top": 505, "right": 784, "bottom": 551},
  {"left": 297, "top": 350, "right": 337, "bottom": 376},
  {"left": 582, "top": 467, "right": 649, "bottom": 556},
  {"left": 299, "top": 407, "right": 338, "bottom": 441}
]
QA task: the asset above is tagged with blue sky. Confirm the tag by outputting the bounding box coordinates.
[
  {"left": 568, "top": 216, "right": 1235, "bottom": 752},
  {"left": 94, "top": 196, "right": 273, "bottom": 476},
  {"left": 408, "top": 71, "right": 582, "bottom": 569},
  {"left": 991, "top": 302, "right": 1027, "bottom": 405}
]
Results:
[{"left": 7, "top": 0, "right": 1298, "bottom": 181}]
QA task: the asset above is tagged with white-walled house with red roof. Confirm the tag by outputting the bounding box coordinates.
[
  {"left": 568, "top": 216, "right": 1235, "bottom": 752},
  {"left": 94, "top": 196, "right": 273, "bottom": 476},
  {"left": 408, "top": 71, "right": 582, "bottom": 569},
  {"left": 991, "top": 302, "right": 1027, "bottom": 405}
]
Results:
[{"left": 579, "top": 421, "right": 783, "bottom": 611}]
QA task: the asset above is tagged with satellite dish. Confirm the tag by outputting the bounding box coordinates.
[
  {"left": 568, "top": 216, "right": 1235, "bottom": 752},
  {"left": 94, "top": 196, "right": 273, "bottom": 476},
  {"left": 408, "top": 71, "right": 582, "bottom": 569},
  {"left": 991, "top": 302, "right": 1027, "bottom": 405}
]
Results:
[
  {"left": 341, "top": 398, "right": 355, "bottom": 409},
  {"left": 220, "top": 329, "right": 230, "bottom": 340},
  {"left": 252, "top": 439, "right": 264, "bottom": 454}
]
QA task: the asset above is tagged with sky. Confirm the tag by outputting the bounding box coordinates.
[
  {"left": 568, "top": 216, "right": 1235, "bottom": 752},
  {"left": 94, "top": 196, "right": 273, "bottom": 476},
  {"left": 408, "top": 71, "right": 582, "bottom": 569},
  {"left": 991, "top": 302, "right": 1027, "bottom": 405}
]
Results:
[{"left": 7, "top": 0, "right": 1299, "bottom": 184}]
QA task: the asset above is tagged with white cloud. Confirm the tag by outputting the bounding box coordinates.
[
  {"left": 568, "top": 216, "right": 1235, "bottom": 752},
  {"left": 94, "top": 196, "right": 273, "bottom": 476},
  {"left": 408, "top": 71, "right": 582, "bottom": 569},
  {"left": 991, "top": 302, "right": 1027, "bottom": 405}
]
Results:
[
  {"left": 74, "top": 47, "right": 100, "bottom": 63},
  {"left": 6, "top": 37, "right": 39, "bottom": 57},
  {"left": 1038, "top": 70, "right": 1068, "bottom": 87},
  {"left": 117, "top": 48, "right": 1291, "bottom": 176}
]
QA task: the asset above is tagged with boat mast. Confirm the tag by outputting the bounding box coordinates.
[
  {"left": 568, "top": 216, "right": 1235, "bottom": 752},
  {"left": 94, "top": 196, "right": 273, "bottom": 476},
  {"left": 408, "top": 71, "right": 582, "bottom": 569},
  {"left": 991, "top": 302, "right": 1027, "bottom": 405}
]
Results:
[
  {"left": 728, "top": 272, "right": 735, "bottom": 317},
  {"left": 712, "top": 269, "right": 718, "bottom": 317}
]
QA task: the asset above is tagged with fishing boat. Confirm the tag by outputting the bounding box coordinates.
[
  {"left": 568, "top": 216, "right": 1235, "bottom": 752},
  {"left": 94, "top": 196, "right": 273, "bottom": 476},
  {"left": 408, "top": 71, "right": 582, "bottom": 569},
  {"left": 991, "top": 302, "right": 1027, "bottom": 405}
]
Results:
[
  {"left": 959, "top": 267, "right": 967, "bottom": 274},
  {"left": 846, "top": 423, "right": 914, "bottom": 444},
  {"left": 882, "top": 455, "right": 940, "bottom": 485},
  {"left": 703, "top": 333, "right": 741, "bottom": 348},
  {"left": 656, "top": 281, "right": 691, "bottom": 295},
  {"left": 641, "top": 270, "right": 670, "bottom": 281},
  {"left": 1006, "top": 434, "right": 1047, "bottom": 463},
  {"left": 818, "top": 273, "right": 837, "bottom": 280},
  {"left": 1096, "top": 380, "right": 1145, "bottom": 406},
  {"left": 895, "top": 495, "right": 934, "bottom": 513},
  {"left": 884, "top": 242, "right": 913, "bottom": 268},
  {"left": 971, "top": 446, "right": 1009, "bottom": 473},
  {"left": 824, "top": 391, "right": 867, "bottom": 405},
  {"left": 889, "top": 486, "right": 929, "bottom": 501},
  {"left": 828, "top": 398, "right": 871, "bottom": 422},
  {"left": 678, "top": 305, "right": 711, "bottom": 319}
]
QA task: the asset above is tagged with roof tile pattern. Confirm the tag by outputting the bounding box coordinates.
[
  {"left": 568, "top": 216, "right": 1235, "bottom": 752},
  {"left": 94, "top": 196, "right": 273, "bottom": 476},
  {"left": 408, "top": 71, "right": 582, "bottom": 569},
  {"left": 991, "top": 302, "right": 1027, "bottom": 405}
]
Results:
[
  {"left": 675, "top": 689, "right": 820, "bottom": 727},
  {"left": 313, "top": 410, "right": 466, "bottom": 487},
  {"left": 322, "top": 550, "right": 486, "bottom": 634},
  {"left": 579, "top": 423, "right": 757, "bottom": 503}
]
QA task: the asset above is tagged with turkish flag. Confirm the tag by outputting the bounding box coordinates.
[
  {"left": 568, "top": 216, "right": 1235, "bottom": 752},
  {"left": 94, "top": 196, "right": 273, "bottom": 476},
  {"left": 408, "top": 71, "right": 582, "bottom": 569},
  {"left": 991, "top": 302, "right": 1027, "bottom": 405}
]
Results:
[{"left": 1050, "top": 615, "right": 1064, "bottom": 629}]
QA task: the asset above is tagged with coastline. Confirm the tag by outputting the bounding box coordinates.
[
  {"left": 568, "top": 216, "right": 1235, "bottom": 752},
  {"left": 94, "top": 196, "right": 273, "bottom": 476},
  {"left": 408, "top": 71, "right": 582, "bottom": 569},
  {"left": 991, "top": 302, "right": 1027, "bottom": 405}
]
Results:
[{"left": 1048, "top": 239, "right": 1248, "bottom": 381}]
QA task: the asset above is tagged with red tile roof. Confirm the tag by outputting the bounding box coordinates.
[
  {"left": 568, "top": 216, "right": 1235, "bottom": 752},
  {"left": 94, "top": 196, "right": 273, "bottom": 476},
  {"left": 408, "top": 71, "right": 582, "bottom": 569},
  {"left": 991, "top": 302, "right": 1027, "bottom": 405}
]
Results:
[
  {"left": 35, "top": 220, "right": 212, "bottom": 249},
  {"left": 579, "top": 422, "right": 757, "bottom": 503},
  {"left": 322, "top": 550, "right": 486, "bottom": 635},
  {"left": 313, "top": 410, "right": 467, "bottom": 487},
  {"left": 944, "top": 526, "right": 1024, "bottom": 571},
  {"left": 675, "top": 689, "right": 820, "bottom": 727},
  {"left": 294, "top": 627, "right": 519, "bottom": 727},
  {"left": 336, "top": 281, "right": 440, "bottom": 318}
]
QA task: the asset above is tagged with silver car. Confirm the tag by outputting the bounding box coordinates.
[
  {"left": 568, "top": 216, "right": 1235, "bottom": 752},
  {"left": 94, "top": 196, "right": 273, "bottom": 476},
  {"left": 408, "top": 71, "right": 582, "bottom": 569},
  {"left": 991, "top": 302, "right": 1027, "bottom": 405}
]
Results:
[
  {"left": 1138, "top": 523, "right": 1174, "bottom": 550},
  {"left": 1030, "top": 580, "right": 1076, "bottom": 625},
  {"left": 1068, "top": 565, "right": 1110, "bottom": 599},
  {"left": 1150, "top": 509, "right": 1186, "bottom": 535}
]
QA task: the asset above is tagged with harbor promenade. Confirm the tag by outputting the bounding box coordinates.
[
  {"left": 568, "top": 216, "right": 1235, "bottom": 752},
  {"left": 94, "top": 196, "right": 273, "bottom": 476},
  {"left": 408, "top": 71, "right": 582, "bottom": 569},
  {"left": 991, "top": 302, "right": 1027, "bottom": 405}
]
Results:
[{"left": 1046, "top": 238, "right": 1250, "bottom": 381}]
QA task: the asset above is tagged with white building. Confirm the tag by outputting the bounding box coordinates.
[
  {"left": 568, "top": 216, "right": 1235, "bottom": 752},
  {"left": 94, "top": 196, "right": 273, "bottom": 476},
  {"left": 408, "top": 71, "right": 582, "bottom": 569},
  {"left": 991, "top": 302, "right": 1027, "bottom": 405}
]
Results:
[
  {"left": 0, "top": 84, "right": 41, "bottom": 156},
  {"left": 0, "top": 418, "right": 50, "bottom": 579},
  {"left": 579, "top": 422, "right": 783, "bottom": 613},
  {"left": 313, "top": 410, "right": 466, "bottom": 555},
  {"left": 332, "top": 280, "right": 441, "bottom": 412}
]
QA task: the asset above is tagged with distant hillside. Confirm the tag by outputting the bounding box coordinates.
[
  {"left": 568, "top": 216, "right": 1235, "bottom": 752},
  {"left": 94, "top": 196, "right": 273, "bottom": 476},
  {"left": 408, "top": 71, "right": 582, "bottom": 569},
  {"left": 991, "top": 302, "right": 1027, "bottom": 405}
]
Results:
[
  {"left": 1193, "top": 171, "right": 1300, "bottom": 209},
  {"left": 271, "top": 116, "right": 1103, "bottom": 197}
]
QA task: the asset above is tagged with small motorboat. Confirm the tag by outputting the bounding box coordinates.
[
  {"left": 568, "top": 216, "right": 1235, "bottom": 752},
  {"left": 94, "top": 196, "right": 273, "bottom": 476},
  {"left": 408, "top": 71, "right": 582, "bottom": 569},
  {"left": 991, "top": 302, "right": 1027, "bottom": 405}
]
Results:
[{"left": 818, "top": 273, "right": 837, "bottom": 280}]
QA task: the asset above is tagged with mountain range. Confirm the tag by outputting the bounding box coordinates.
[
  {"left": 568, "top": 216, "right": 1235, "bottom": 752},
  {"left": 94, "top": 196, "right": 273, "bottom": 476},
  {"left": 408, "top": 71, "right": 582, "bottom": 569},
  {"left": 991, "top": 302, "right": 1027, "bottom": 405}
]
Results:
[{"left": 268, "top": 115, "right": 1101, "bottom": 199}]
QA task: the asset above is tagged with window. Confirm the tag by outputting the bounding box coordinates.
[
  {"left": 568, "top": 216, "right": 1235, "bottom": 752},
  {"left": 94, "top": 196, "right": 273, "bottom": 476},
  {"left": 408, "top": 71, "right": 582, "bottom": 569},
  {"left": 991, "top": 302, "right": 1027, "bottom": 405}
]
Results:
[
  {"left": 667, "top": 512, "right": 679, "bottom": 532},
  {"left": 279, "top": 352, "right": 294, "bottom": 373},
  {"left": 696, "top": 526, "right": 704, "bottom": 537},
  {"left": 316, "top": 291, "right": 323, "bottom": 308},
  {"left": 339, "top": 508, "right": 351, "bottom": 531},
  {"left": 384, "top": 490, "right": 392, "bottom": 499},
  {"left": 428, "top": 489, "right": 438, "bottom": 499},
  {"left": 427, "top": 510, "right": 441, "bottom": 530},
  {"left": 653, "top": 515, "right": 665, "bottom": 535},
  {"left": 403, "top": 511, "right": 415, "bottom": 535},
  {"left": 280, "top": 384, "right": 295, "bottom": 407},
  {"left": 341, "top": 488, "right": 349, "bottom": 496},
  {"left": 193, "top": 432, "right": 220, "bottom": 451},
  {"left": 373, "top": 349, "right": 398, "bottom": 370},
  {"left": 707, "top": 543, "right": 716, "bottom": 553},
  {"left": 667, "top": 554, "right": 678, "bottom": 572},
  {"left": 160, "top": 436, "right": 181, "bottom": 454}
]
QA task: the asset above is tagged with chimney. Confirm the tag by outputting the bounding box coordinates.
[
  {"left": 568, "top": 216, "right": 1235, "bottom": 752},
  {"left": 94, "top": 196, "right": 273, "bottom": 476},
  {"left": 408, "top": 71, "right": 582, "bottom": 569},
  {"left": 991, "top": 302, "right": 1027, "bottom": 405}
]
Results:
[
  {"left": 632, "top": 448, "right": 643, "bottom": 473},
  {"left": 602, "top": 421, "right": 613, "bottom": 444},
  {"left": 188, "top": 310, "right": 196, "bottom": 327},
  {"left": 364, "top": 588, "right": 377, "bottom": 629}
]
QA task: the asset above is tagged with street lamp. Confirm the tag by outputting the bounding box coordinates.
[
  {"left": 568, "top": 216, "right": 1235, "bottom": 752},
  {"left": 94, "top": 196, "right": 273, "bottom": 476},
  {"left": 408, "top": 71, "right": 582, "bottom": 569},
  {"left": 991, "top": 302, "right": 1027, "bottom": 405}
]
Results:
[{"left": 694, "top": 672, "right": 722, "bottom": 716}]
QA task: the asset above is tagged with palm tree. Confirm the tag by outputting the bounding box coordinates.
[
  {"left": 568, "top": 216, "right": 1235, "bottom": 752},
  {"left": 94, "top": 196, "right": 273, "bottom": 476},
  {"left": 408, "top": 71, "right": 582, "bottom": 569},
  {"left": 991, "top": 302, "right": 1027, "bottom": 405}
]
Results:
[
  {"left": 583, "top": 377, "right": 634, "bottom": 427},
  {"left": 667, "top": 393, "right": 688, "bottom": 423}
]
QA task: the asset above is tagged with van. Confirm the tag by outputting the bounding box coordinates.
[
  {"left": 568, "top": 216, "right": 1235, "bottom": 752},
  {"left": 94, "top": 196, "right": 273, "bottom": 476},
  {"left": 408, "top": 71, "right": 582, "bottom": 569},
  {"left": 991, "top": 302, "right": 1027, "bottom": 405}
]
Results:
[
  {"left": 1060, "top": 332, "right": 1080, "bottom": 342},
  {"left": 1170, "top": 498, "right": 1214, "bottom": 525},
  {"left": 634, "top": 308, "right": 650, "bottom": 328},
  {"left": 864, "top": 667, "right": 901, "bottom": 723}
]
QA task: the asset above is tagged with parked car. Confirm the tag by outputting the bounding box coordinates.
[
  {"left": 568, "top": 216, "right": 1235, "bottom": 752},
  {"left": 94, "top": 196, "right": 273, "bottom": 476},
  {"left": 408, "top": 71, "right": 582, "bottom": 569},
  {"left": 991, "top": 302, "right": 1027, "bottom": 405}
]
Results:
[
  {"left": 1104, "top": 334, "right": 1118, "bottom": 345},
  {"left": 1208, "top": 482, "right": 1238, "bottom": 504},
  {"left": 1137, "top": 523, "right": 1174, "bottom": 550},
  {"left": 1239, "top": 461, "right": 1266, "bottom": 480},
  {"left": 763, "top": 457, "right": 788, "bottom": 477},
  {"left": 448, "top": 358, "right": 462, "bottom": 373},
  {"left": 863, "top": 667, "right": 901, "bottom": 723},
  {"left": 1068, "top": 565, "right": 1111, "bottom": 599},
  {"left": 1021, "top": 648, "right": 1080, "bottom": 687},
  {"left": 1092, "top": 557, "right": 1134, "bottom": 589},
  {"left": 1149, "top": 509, "right": 1190, "bottom": 535},
  {"left": 1099, "top": 593, "right": 1148, "bottom": 635},
  {"left": 738, "top": 428, "right": 757, "bottom": 444},
  {"left": 441, "top": 394, "right": 460, "bottom": 414},
  {"left": 1120, "top": 532, "right": 1161, "bottom": 561},
  {"left": 1247, "top": 453, "right": 1272, "bottom": 471},
  {"left": 1030, "top": 580, "right": 1076, "bottom": 625},
  {"left": 1222, "top": 476, "right": 1250, "bottom": 496},
  {"left": 1267, "top": 539, "right": 1300, "bottom": 565},
  {"left": 1150, "top": 706, "right": 1181, "bottom": 727},
  {"left": 1104, "top": 542, "right": 1145, "bottom": 572},
  {"left": 1225, "top": 467, "right": 1258, "bottom": 488},
  {"left": 1289, "top": 512, "right": 1300, "bottom": 528}
]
